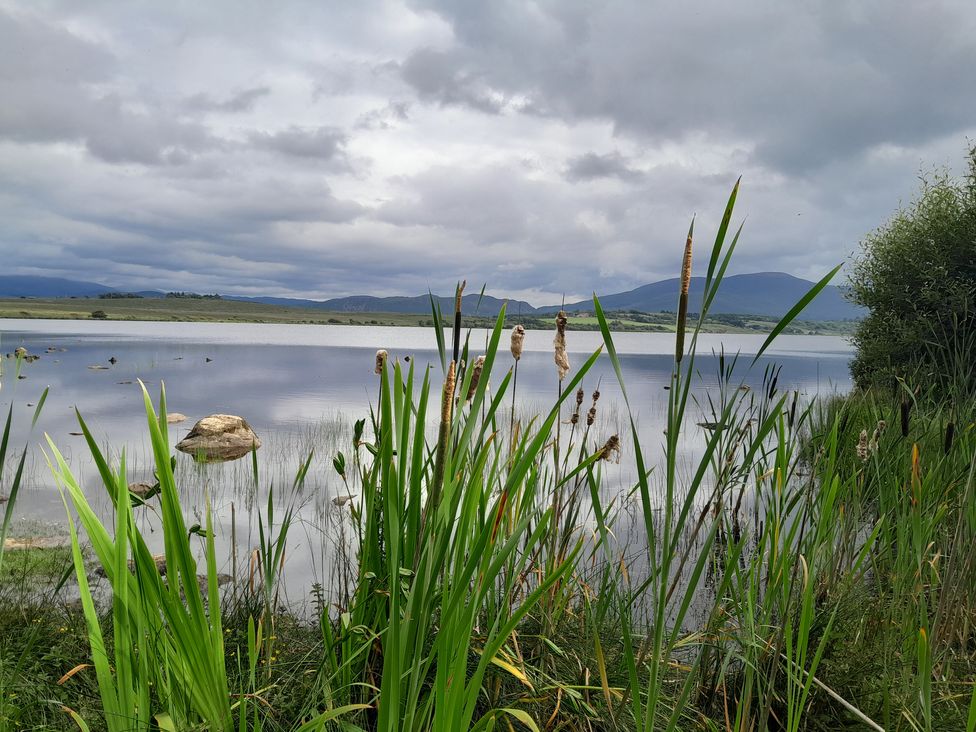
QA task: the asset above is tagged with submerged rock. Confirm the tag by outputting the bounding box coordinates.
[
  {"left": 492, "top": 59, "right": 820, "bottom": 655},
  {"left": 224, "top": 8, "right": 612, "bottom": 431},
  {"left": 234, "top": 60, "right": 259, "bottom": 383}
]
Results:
[{"left": 175, "top": 414, "right": 261, "bottom": 462}]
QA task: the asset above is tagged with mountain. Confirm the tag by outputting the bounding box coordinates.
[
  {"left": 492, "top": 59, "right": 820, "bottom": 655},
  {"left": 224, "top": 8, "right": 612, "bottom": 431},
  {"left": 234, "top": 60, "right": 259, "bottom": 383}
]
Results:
[
  {"left": 543, "top": 272, "right": 862, "bottom": 321},
  {"left": 226, "top": 292, "right": 538, "bottom": 317},
  {"left": 0, "top": 275, "right": 115, "bottom": 298},
  {"left": 1, "top": 272, "right": 864, "bottom": 321}
]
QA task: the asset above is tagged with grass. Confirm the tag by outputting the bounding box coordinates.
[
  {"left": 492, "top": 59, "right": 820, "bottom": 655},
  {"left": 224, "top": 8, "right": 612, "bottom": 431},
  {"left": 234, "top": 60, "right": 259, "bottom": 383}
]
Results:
[
  {"left": 0, "top": 179, "right": 972, "bottom": 730},
  {"left": 0, "top": 296, "right": 856, "bottom": 335}
]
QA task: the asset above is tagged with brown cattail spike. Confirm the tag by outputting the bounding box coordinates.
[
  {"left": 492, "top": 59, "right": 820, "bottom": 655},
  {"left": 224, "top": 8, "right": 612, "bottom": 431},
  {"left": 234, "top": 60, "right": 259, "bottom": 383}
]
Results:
[
  {"left": 510, "top": 324, "right": 525, "bottom": 362},
  {"left": 374, "top": 349, "right": 388, "bottom": 375},
  {"left": 554, "top": 310, "right": 570, "bottom": 380},
  {"left": 598, "top": 434, "right": 621, "bottom": 462},
  {"left": 465, "top": 355, "right": 486, "bottom": 402},
  {"left": 675, "top": 217, "right": 694, "bottom": 364}
]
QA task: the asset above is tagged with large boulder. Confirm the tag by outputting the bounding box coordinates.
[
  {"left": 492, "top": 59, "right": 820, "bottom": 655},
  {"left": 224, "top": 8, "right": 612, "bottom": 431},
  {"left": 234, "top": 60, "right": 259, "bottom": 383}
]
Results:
[{"left": 176, "top": 414, "right": 261, "bottom": 462}]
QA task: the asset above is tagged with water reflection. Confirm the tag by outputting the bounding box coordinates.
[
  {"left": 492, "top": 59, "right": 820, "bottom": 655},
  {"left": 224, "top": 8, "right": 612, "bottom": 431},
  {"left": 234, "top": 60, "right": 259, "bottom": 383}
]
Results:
[{"left": 1, "top": 320, "right": 852, "bottom": 606}]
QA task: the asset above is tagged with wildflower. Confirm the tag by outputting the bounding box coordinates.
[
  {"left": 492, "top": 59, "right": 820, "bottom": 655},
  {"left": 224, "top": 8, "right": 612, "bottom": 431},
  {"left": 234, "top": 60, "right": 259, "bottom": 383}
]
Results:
[{"left": 510, "top": 324, "right": 525, "bottom": 361}]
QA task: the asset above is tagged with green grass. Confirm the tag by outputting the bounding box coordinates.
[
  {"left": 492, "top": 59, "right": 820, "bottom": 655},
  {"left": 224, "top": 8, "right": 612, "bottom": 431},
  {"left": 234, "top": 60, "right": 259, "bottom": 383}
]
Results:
[{"left": 0, "top": 296, "right": 856, "bottom": 335}]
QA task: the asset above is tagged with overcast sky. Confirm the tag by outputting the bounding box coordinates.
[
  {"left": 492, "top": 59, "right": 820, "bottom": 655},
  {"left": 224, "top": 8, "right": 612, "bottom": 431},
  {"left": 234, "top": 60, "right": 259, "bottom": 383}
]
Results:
[{"left": 2, "top": 1, "right": 975, "bottom": 304}]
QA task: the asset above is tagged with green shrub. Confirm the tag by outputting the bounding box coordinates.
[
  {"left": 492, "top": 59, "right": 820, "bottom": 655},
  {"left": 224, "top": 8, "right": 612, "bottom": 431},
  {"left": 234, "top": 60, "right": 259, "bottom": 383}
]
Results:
[{"left": 849, "top": 145, "right": 976, "bottom": 391}]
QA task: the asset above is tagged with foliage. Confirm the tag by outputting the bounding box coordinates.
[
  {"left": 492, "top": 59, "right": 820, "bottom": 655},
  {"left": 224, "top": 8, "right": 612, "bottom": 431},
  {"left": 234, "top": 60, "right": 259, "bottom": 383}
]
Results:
[{"left": 849, "top": 145, "right": 976, "bottom": 390}]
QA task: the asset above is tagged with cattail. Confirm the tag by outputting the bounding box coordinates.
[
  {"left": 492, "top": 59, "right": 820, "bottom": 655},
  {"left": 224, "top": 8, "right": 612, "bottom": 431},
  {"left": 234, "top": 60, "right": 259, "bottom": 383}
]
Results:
[
  {"left": 465, "top": 355, "right": 486, "bottom": 402},
  {"left": 452, "top": 280, "right": 466, "bottom": 365},
  {"left": 576, "top": 388, "right": 585, "bottom": 407},
  {"left": 592, "top": 389, "right": 601, "bottom": 403},
  {"left": 374, "top": 349, "right": 388, "bottom": 375},
  {"left": 586, "top": 406, "right": 597, "bottom": 427},
  {"left": 944, "top": 420, "right": 955, "bottom": 454},
  {"left": 856, "top": 429, "right": 869, "bottom": 462},
  {"left": 554, "top": 310, "right": 570, "bottom": 380},
  {"left": 900, "top": 398, "right": 911, "bottom": 437},
  {"left": 869, "top": 419, "right": 886, "bottom": 454},
  {"left": 598, "top": 434, "right": 621, "bottom": 462},
  {"left": 510, "top": 324, "right": 526, "bottom": 362},
  {"left": 675, "top": 218, "right": 694, "bottom": 364}
]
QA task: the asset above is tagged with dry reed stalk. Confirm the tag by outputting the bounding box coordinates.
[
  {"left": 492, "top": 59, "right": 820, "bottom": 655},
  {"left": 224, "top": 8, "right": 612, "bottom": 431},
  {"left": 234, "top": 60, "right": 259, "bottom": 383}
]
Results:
[
  {"left": 428, "top": 360, "right": 457, "bottom": 522},
  {"left": 509, "top": 325, "right": 525, "bottom": 459},
  {"left": 675, "top": 219, "right": 694, "bottom": 364}
]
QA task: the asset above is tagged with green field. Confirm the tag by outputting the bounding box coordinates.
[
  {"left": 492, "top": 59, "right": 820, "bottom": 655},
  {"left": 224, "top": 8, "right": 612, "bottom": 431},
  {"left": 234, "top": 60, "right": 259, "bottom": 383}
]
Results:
[{"left": 0, "top": 296, "right": 856, "bottom": 335}]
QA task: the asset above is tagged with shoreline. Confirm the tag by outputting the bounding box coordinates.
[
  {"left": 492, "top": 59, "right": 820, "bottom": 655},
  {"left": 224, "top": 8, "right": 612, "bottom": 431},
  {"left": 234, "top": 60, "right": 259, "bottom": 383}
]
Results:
[{"left": 0, "top": 297, "right": 857, "bottom": 336}]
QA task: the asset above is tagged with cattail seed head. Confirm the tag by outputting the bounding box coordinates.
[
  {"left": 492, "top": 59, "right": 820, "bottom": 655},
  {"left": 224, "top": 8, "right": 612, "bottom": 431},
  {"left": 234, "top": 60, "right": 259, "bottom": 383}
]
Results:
[
  {"left": 598, "top": 434, "right": 621, "bottom": 463},
  {"left": 374, "top": 349, "right": 388, "bottom": 375},
  {"left": 592, "top": 389, "right": 601, "bottom": 403},
  {"left": 586, "top": 406, "right": 597, "bottom": 426},
  {"left": 675, "top": 219, "right": 694, "bottom": 364},
  {"left": 510, "top": 324, "right": 526, "bottom": 361},
  {"left": 465, "top": 355, "right": 486, "bottom": 402},
  {"left": 554, "top": 310, "right": 570, "bottom": 380},
  {"left": 576, "top": 388, "right": 585, "bottom": 407},
  {"left": 856, "top": 429, "right": 869, "bottom": 462}
]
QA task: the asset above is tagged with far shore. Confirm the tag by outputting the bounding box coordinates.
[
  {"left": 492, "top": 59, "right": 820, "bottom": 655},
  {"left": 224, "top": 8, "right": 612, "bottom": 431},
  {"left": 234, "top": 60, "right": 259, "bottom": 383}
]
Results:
[{"left": 0, "top": 296, "right": 857, "bottom": 336}]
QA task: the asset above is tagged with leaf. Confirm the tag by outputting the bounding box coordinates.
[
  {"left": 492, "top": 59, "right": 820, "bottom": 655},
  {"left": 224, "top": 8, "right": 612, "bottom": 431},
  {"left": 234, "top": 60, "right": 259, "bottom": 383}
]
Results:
[
  {"left": 751, "top": 263, "right": 842, "bottom": 365},
  {"left": 57, "top": 663, "right": 92, "bottom": 685}
]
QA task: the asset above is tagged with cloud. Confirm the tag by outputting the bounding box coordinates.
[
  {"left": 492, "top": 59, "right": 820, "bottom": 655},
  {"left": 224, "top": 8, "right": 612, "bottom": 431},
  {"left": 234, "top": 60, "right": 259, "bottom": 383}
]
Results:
[
  {"left": 1, "top": 0, "right": 975, "bottom": 304},
  {"left": 565, "top": 152, "right": 643, "bottom": 183},
  {"left": 249, "top": 126, "right": 349, "bottom": 163},
  {"left": 184, "top": 87, "right": 271, "bottom": 114}
]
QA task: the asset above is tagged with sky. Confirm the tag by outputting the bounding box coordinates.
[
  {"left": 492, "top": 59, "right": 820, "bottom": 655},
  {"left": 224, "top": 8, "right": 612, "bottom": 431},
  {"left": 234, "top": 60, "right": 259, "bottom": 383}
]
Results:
[{"left": 2, "top": 1, "right": 975, "bottom": 305}]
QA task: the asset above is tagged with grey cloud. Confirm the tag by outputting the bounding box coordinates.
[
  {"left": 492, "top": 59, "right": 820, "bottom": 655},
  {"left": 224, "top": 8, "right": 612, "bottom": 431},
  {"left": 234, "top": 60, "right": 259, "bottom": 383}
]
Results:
[
  {"left": 249, "top": 126, "right": 348, "bottom": 162},
  {"left": 565, "top": 152, "right": 643, "bottom": 183},
  {"left": 184, "top": 87, "right": 271, "bottom": 114},
  {"left": 401, "top": 47, "right": 516, "bottom": 115},
  {"left": 355, "top": 101, "right": 411, "bottom": 130},
  {"left": 406, "top": 1, "right": 976, "bottom": 173}
]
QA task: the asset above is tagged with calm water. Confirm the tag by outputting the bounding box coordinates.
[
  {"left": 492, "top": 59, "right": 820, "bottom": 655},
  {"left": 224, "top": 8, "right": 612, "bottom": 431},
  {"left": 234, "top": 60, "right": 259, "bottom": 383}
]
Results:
[{"left": 1, "top": 320, "right": 852, "bottom": 605}]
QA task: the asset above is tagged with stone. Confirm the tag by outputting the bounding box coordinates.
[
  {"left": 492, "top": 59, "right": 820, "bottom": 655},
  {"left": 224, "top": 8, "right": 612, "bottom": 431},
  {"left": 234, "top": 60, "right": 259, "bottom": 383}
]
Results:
[
  {"left": 166, "top": 412, "right": 187, "bottom": 424},
  {"left": 128, "top": 482, "right": 156, "bottom": 499},
  {"left": 14, "top": 347, "right": 27, "bottom": 358},
  {"left": 175, "top": 414, "right": 261, "bottom": 462}
]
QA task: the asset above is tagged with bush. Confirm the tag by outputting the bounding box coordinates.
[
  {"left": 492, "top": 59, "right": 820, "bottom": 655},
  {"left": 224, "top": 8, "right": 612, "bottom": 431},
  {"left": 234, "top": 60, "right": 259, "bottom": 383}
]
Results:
[
  {"left": 848, "top": 145, "right": 976, "bottom": 391},
  {"left": 90, "top": 310, "right": 108, "bottom": 319}
]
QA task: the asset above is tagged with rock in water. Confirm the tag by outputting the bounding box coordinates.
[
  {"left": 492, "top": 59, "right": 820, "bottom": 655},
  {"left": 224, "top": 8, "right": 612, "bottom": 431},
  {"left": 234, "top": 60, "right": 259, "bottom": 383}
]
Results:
[
  {"left": 128, "top": 482, "right": 156, "bottom": 499},
  {"left": 175, "top": 414, "right": 261, "bottom": 462},
  {"left": 166, "top": 412, "right": 188, "bottom": 424}
]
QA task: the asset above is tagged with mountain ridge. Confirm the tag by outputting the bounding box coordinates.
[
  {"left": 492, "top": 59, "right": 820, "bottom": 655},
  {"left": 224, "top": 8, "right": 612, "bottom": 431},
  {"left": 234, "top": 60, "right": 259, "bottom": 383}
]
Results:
[{"left": 0, "top": 272, "right": 864, "bottom": 320}]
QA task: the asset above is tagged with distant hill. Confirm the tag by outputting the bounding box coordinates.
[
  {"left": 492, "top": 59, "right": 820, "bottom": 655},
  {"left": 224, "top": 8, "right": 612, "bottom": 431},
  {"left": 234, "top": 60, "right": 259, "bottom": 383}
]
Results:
[
  {"left": 1, "top": 272, "right": 864, "bottom": 321},
  {"left": 225, "top": 293, "right": 537, "bottom": 317},
  {"left": 0, "top": 275, "right": 115, "bottom": 298},
  {"left": 542, "top": 272, "right": 862, "bottom": 321}
]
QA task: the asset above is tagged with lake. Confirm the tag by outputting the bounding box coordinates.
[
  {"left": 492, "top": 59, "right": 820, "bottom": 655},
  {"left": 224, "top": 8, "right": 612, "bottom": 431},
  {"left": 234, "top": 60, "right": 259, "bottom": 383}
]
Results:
[{"left": 0, "top": 319, "right": 853, "bottom": 606}]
